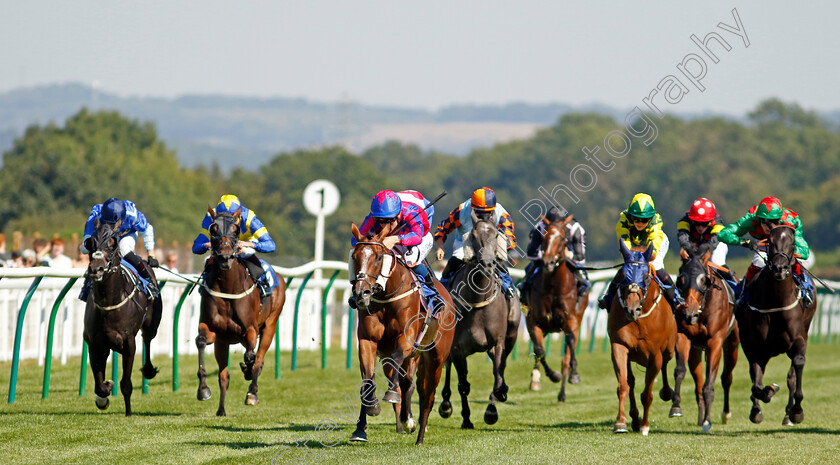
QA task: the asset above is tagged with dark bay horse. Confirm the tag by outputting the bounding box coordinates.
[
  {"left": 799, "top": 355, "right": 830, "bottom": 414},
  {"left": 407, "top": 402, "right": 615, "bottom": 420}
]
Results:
[
  {"left": 608, "top": 242, "right": 676, "bottom": 435},
  {"left": 524, "top": 215, "right": 588, "bottom": 402},
  {"left": 82, "top": 221, "right": 162, "bottom": 416},
  {"left": 196, "top": 208, "right": 286, "bottom": 416},
  {"left": 671, "top": 245, "right": 739, "bottom": 432},
  {"left": 737, "top": 225, "right": 817, "bottom": 425},
  {"left": 438, "top": 213, "right": 521, "bottom": 428},
  {"left": 349, "top": 223, "right": 455, "bottom": 445}
]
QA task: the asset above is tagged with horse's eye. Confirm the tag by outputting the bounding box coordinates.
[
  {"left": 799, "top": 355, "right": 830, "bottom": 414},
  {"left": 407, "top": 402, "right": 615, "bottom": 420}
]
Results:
[{"left": 209, "top": 224, "right": 219, "bottom": 235}]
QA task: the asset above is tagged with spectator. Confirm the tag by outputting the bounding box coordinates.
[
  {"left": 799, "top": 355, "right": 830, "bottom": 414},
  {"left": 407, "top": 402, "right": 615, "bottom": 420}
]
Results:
[
  {"left": 45, "top": 238, "right": 73, "bottom": 268},
  {"left": 0, "top": 233, "right": 11, "bottom": 266},
  {"left": 32, "top": 238, "right": 50, "bottom": 265},
  {"left": 10, "top": 250, "right": 23, "bottom": 268},
  {"left": 162, "top": 251, "right": 179, "bottom": 273},
  {"left": 22, "top": 249, "right": 37, "bottom": 267}
]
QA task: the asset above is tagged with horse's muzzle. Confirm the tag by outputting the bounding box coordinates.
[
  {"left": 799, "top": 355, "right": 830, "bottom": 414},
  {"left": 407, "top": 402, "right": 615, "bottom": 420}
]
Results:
[
  {"left": 217, "top": 254, "right": 235, "bottom": 271},
  {"left": 683, "top": 312, "right": 700, "bottom": 326}
]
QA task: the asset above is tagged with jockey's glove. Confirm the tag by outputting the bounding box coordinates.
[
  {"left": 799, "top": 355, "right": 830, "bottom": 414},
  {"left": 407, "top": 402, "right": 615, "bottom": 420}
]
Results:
[
  {"left": 740, "top": 239, "right": 758, "bottom": 250},
  {"left": 147, "top": 256, "right": 160, "bottom": 268}
]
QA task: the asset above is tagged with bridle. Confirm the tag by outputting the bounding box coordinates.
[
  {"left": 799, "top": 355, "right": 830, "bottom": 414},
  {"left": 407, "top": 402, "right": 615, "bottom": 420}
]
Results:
[
  {"left": 352, "top": 241, "right": 413, "bottom": 304},
  {"left": 542, "top": 222, "right": 567, "bottom": 272}
]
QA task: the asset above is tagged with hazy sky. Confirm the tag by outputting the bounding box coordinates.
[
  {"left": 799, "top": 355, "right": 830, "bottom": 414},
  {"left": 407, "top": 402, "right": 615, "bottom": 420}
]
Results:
[{"left": 2, "top": 1, "right": 838, "bottom": 116}]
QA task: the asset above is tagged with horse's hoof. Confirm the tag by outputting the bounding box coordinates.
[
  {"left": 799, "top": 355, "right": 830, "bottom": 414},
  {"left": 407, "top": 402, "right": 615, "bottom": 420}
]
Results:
[
  {"left": 484, "top": 404, "right": 499, "bottom": 425},
  {"left": 701, "top": 421, "right": 712, "bottom": 433},
  {"left": 782, "top": 415, "right": 794, "bottom": 426},
  {"left": 95, "top": 396, "right": 110, "bottom": 410},
  {"left": 349, "top": 429, "right": 368, "bottom": 442},
  {"left": 366, "top": 403, "right": 381, "bottom": 416},
  {"left": 461, "top": 420, "right": 474, "bottom": 429},
  {"left": 659, "top": 386, "right": 673, "bottom": 402},
  {"left": 750, "top": 407, "right": 764, "bottom": 424},
  {"left": 791, "top": 409, "right": 804, "bottom": 424},
  {"left": 240, "top": 362, "right": 253, "bottom": 381},
  {"left": 197, "top": 387, "right": 212, "bottom": 401},
  {"left": 614, "top": 423, "right": 628, "bottom": 433},
  {"left": 557, "top": 391, "right": 566, "bottom": 403},
  {"left": 529, "top": 381, "right": 541, "bottom": 391},
  {"left": 141, "top": 364, "right": 159, "bottom": 380},
  {"left": 762, "top": 384, "right": 780, "bottom": 403},
  {"left": 494, "top": 383, "right": 509, "bottom": 403},
  {"left": 640, "top": 426, "right": 650, "bottom": 436},
  {"left": 439, "top": 401, "right": 453, "bottom": 418},
  {"left": 669, "top": 406, "right": 683, "bottom": 418},
  {"left": 245, "top": 392, "right": 259, "bottom": 406},
  {"left": 631, "top": 418, "right": 641, "bottom": 432},
  {"left": 216, "top": 409, "right": 226, "bottom": 417},
  {"left": 570, "top": 373, "right": 581, "bottom": 384},
  {"left": 382, "top": 389, "right": 400, "bottom": 404},
  {"left": 547, "top": 370, "right": 562, "bottom": 383},
  {"left": 401, "top": 416, "right": 417, "bottom": 433}
]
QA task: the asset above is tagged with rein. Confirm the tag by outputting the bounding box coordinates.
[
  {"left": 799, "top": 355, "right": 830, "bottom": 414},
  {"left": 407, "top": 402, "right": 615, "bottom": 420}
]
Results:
[{"left": 354, "top": 241, "right": 416, "bottom": 304}]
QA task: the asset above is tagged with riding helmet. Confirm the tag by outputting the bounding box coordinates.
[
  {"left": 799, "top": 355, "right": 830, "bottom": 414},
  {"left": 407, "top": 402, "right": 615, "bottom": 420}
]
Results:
[
  {"left": 101, "top": 198, "right": 126, "bottom": 224},
  {"left": 755, "top": 196, "right": 784, "bottom": 220},
  {"left": 627, "top": 193, "right": 656, "bottom": 219},
  {"left": 687, "top": 198, "right": 716, "bottom": 223},
  {"left": 370, "top": 190, "right": 402, "bottom": 218},
  {"left": 471, "top": 187, "right": 497, "bottom": 212},
  {"left": 216, "top": 195, "right": 242, "bottom": 214}
]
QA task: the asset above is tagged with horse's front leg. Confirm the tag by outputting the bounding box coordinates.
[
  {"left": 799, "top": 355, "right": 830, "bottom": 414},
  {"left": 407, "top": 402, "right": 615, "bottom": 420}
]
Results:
[
  {"left": 784, "top": 338, "right": 807, "bottom": 425},
  {"left": 215, "top": 342, "right": 230, "bottom": 416},
  {"left": 748, "top": 356, "right": 777, "bottom": 424},
  {"left": 383, "top": 339, "right": 411, "bottom": 405},
  {"left": 245, "top": 326, "right": 273, "bottom": 406},
  {"left": 452, "top": 350, "right": 473, "bottom": 429},
  {"left": 701, "top": 340, "right": 724, "bottom": 432},
  {"left": 141, "top": 298, "right": 162, "bottom": 380},
  {"left": 639, "top": 353, "right": 663, "bottom": 436},
  {"left": 350, "top": 338, "right": 379, "bottom": 442},
  {"left": 484, "top": 342, "right": 505, "bottom": 425},
  {"left": 196, "top": 323, "right": 217, "bottom": 401},
  {"left": 610, "top": 343, "right": 630, "bottom": 433},
  {"left": 120, "top": 338, "right": 136, "bottom": 417},
  {"left": 670, "top": 334, "right": 689, "bottom": 418},
  {"left": 90, "top": 343, "right": 113, "bottom": 411},
  {"left": 398, "top": 357, "right": 418, "bottom": 434},
  {"left": 720, "top": 326, "right": 738, "bottom": 425}
]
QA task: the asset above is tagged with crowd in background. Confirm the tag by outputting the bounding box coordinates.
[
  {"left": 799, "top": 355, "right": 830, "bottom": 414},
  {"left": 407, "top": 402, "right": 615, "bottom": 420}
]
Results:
[{"left": 0, "top": 233, "right": 186, "bottom": 273}]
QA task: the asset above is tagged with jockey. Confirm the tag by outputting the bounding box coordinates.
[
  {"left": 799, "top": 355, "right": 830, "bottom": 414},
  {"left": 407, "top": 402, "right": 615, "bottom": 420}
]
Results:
[
  {"left": 598, "top": 193, "right": 686, "bottom": 313},
  {"left": 676, "top": 198, "right": 736, "bottom": 281},
  {"left": 519, "top": 206, "right": 590, "bottom": 302},
  {"left": 717, "top": 196, "right": 814, "bottom": 308},
  {"left": 434, "top": 187, "right": 517, "bottom": 299},
  {"left": 349, "top": 190, "right": 443, "bottom": 313},
  {"left": 79, "top": 198, "right": 158, "bottom": 301},
  {"left": 192, "top": 195, "right": 276, "bottom": 301}
]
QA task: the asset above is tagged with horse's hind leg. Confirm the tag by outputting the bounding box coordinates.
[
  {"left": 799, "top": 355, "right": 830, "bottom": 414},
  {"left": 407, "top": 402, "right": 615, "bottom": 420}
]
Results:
[
  {"left": 452, "top": 351, "right": 473, "bottom": 429},
  {"left": 141, "top": 299, "right": 162, "bottom": 380},
  {"left": 531, "top": 326, "right": 562, "bottom": 384},
  {"left": 415, "top": 354, "right": 446, "bottom": 445},
  {"left": 215, "top": 343, "right": 231, "bottom": 416},
  {"left": 670, "top": 334, "right": 689, "bottom": 417},
  {"left": 121, "top": 338, "right": 137, "bottom": 416},
  {"left": 245, "top": 326, "right": 274, "bottom": 406},
  {"left": 567, "top": 318, "right": 582, "bottom": 384},
  {"left": 196, "top": 323, "right": 216, "bottom": 401},
  {"left": 438, "top": 357, "right": 454, "bottom": 418},
  {"left": 720, "top": 327, "right": 738, "bottom": 424}
]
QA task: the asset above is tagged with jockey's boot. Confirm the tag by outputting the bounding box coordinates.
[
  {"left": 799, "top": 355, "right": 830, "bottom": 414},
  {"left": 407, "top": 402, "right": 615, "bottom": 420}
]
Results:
[
  {"left": 793, "top": 263, "right": 815, "bottom": 308},
  {"left": 519, "top": 260, "right": 539, "bottom": 304},
  {"left": 241, "top": 254, "right": 271, "bottom": 302},
  {"left": 78, "top": 277, "right": 92, "bottom": 302},
  {"left": 414, "top": 263, "right": 445, "bottom": 316},
  {"left": 734, "top": 264, "right": 761, "bottom": 309},
  {"left": 438, "top": 257, "right": 464, "bottom": 286},
  {"left": 125, "top": 252, "right": 159, "bottom": 299},
  {"left": 598, "top": 272, "right": 620, "bottom": 311},
  {"left": 525, "top": 231, "right": 542, "bottom": 260},
  {"left": 656, "top": 269, "right": 686, "bottom": 313},
  {"left": 496, "top": 261, "right": 516, "bottom": 299},
  {"left": 574, "top": 268, "right": 591, "bottom": 296}
]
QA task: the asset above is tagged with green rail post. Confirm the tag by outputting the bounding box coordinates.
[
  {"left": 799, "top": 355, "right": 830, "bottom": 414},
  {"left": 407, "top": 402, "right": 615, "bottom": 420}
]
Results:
[
  {"left": 826, "top": 299, "right": 833, "bottom": 345},
  {"left": 589, "top": 306, "right": 600, "bottom": 353},
  {"left": 291, "top": 271, "right": 314, "bottom": 371},
  {"left": 111, "top": 351, "right": 118, "bottom": 396},
  {"left": 512, "top": 338, "right": 518, "bottom": 361},
  {"left": 346, "top": 301, "right": 354, "bottom": 370},
  {"left": 321, "top": 270, "right": 340, "bottom": 369},
  {"left": 79, "top": 341, "right": 88, "bottom": 396},
  {"left": 545, "top": 335, "right": 551, "bottom": 357},
  {"left": 8, "top": 277, "right": 44, "bottom": 403},
  {"left": 172, "top": 282, "right": 196, "bottom": 392},
  {"left": 276, "top": 276, "right": 294, "bottom": 380},
  {"left": 42, "top": 278, "right": 78, "bottom": 399}
]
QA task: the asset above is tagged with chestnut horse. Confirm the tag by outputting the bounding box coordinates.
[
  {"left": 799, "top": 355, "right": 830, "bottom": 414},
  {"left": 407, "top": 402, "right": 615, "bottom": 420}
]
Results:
[
  {"left": 670, "top": 245, "right": 739, "bottom": 432},
  {"left": 83, "top": 221, "right": 162, "bottom": 416},
  {"left": 524, "top": 216, "right": 588, "bottom": 402},
  {"left": 438, "top": 214, "right": 521, "bottom": 428},
  {"left": 608, "top": 242, "right": 676, "bottom": 435},
  {"left": 195, "top": 208, "right": 286, "bottom": 416},
  {"left": 349, "top": 222, "right": 455, "bottom": 445},
  {"left": 737, "top": 225, "right": 817, "bottom": 425}
]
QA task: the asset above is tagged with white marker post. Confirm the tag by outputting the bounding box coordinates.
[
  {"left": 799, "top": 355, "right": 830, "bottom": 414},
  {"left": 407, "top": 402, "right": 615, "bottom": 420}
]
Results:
[{"left": 303, "top": 180, "right": 341, "bottom": 284}]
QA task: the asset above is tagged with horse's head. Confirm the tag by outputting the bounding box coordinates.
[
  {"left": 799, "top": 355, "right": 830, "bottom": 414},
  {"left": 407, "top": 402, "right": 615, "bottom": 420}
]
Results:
[
  {"left": 767, "top": 224, "right": 796, "bottom": 281},
  {"left": 86, "top": 219, "right": 122, "bottom": 282},
  {"left": 616, "top": 241, "right": 654, "bottom": 321},
  {"left": 542, "top": 215, "right": 573, "bottom": 273},
  {"left": 350, "top": 222, "right": 396, "bottom": 310},
  {"left": 676, "top": 245, "right": 713, "bottom": 326},
  {"left": 208, "top": 207, "right": 241, "bottom": 271},
  {"left": 466, "top": 210, "right": 499, "bottom": 275}
]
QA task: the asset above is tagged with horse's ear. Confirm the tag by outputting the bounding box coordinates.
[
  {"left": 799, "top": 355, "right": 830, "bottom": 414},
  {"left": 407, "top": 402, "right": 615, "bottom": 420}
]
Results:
[
  {"left": 351, "top": 223, "right": 363, "bottom": 242},
  {"left": 377, "top": 220, "right": 395, "bottom": 240},
  {"left": 233, "top": 208, "right": 241, "bottom": 221},
  {"left": 619, "top": 239, "right": 631, "bottom": 260},
  {"left": 208, "top": 206, "right": 216, "bottom": 219},
  {"left": 643, "top": 243, "right": 654, "bottom": 262},
  {"left": 541, "top": 216, "right": 550, "bottom": 225},
  {"left": 94, "top": 217, "right": 100, "bottom": 230},
  {"left": 562, "top": 214, "right": 574, "bottom": 226}
]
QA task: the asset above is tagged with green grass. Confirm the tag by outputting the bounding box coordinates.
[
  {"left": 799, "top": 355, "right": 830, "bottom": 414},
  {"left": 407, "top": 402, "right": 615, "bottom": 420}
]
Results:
[{"left": 1, "top": 341, "right": 839, "bottom": 465}]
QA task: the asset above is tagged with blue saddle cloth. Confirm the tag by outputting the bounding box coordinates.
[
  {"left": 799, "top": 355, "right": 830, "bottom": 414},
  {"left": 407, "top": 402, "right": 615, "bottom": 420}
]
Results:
[{"left": 120, "top": 259, "right": 152, "bottom": 298}]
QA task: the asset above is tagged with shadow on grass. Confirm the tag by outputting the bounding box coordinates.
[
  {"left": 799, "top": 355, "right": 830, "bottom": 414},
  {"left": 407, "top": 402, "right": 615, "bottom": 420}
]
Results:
[
  {"left": 199, "top": 423, "right": 336, "bottom": 433},
  {"left": 0, "top": 409, "right": 183, "bottom": 417},
  {"left": 187, "top": 441, "right": 278, "bottom": 450}
]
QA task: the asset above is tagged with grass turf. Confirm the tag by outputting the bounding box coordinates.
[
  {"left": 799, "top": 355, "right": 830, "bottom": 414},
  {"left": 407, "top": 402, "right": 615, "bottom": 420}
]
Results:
[{"left": 1, "top": 339, "right": 839, "bottom": 465}]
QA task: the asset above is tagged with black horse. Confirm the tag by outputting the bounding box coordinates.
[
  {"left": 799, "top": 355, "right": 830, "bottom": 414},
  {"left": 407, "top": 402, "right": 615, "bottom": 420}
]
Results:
[
  {"left": 438, "top": 213, "right": 521, "bottom": 428},
  {"left": 737, "top": 225, "right": 817, "bottom": 425},
  {"left": 82, "top": 220, "right": 162, "bottom": 416}
]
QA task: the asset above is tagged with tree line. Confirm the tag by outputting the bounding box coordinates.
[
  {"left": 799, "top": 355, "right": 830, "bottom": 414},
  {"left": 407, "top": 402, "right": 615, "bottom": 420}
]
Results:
[{"left": 1, "top": 99, "right": 838, "bottom": 269}]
